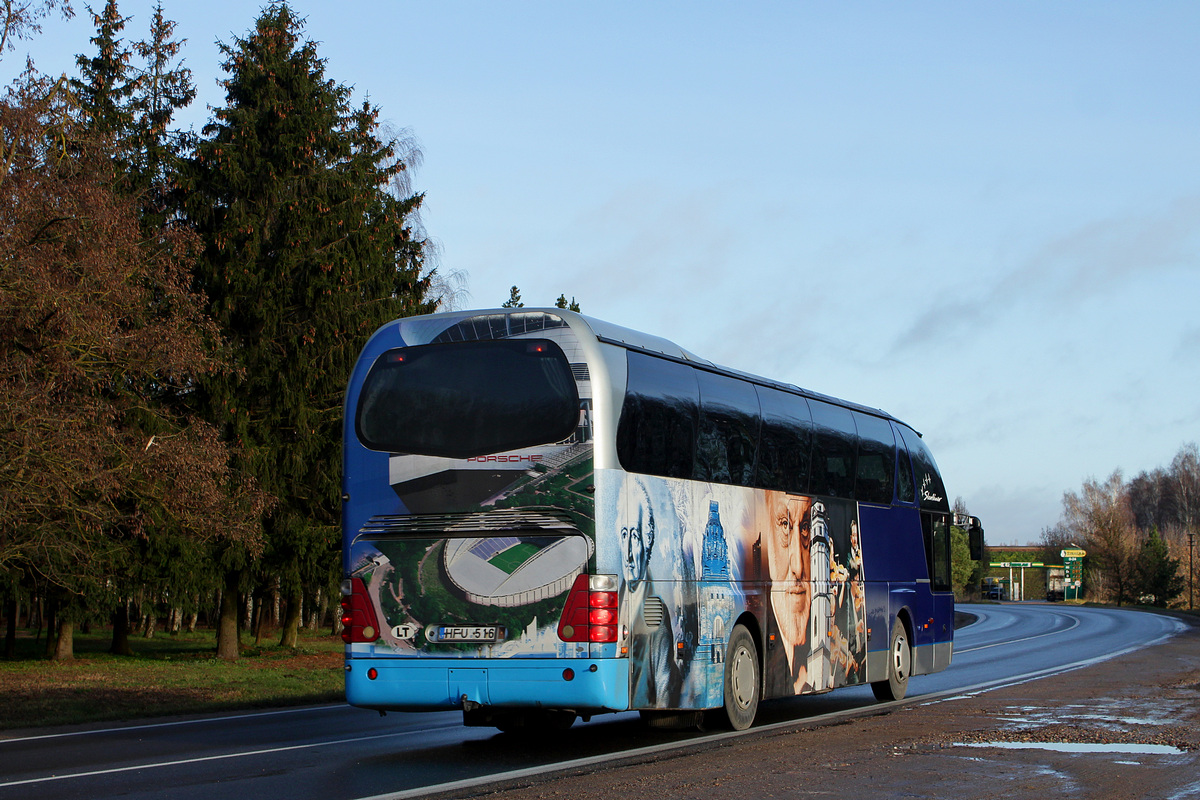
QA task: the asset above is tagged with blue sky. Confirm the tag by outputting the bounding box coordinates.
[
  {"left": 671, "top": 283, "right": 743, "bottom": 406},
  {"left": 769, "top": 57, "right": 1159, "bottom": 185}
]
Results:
[{"left": 9, "top": 1, "right": 1199, "bottom": 544}]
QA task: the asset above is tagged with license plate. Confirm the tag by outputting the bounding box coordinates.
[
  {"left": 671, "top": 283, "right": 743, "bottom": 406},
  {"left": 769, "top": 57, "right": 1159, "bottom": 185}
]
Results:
[{"left": 434, "top": 625, "right": 500, "bottom": 643}]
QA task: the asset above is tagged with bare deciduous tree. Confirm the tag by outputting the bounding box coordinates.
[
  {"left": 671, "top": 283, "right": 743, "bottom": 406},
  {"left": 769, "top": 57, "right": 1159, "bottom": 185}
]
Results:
[
  {"left": 1062, "top": 471, "right": 1137, "bottom": 605},
  {"left": 1171, "top": 443, "right": 1200, "bottom": 607},
  {"left": 1, "top": 67, "right": 267, "bottom": 658},
  {"left": 1, "top": 0, "right": 73, "bottom": 61}
]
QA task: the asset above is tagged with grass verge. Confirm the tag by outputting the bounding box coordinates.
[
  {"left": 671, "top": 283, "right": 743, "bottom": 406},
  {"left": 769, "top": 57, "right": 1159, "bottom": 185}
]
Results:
[{"left": 0, "top": 628, "right": 343, "bottom": 732}]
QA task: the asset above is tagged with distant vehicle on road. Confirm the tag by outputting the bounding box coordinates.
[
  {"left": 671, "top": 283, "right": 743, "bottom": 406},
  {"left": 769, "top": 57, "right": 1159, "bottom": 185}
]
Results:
[
  {"left": 340, "top": 309, "right": 984, "bottom": 732},
  {"left": 1045, "top": 568, "right": 1065, "bottom": 602},
  {"left": 983, "top": 577, "right": 1006, "bottom": 601}
]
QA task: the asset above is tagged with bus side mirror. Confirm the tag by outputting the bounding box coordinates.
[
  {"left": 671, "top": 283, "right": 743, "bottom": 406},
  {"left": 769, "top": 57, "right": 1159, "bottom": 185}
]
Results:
[
  {"left": 954, "top": 512, "right": 986, "bottom": 561},
  {"left": 968, "top": 520, "right": 984, "bottom": 562}
]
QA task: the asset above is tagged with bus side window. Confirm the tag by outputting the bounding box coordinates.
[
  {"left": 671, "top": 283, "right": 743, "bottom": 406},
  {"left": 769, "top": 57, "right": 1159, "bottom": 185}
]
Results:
[
  {"left": 899, "top": 426, "right": 949, "bottom": 513},
  {"left": 617, "top": 351, "right": 699, "bottom": 479},
  {"left": 695, "top": 370, "right": 761, "bottom": 487},
  {"left": 893, "top": 423, "right": 916, "bottom": 504},
  {"left": 810, "top": 400, "right": 857, "bottom": 499},
  {"left": 921, "top": 512, "right": 953, "bottom": 591},
  {"left": 752, "top": 386, "right": 812, "bottom": 494},
  {"left": 853, "top": 412, "right": 895, "bottom": 505}
]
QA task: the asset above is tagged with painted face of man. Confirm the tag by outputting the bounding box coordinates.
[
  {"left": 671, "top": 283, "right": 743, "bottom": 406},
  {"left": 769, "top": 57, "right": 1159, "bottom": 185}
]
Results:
[
  {"left": 621, "top": 501, "right": 653, "bottom": 585},
  {"left": 765, "top": 492, "right": 812, "bottom": 650}
]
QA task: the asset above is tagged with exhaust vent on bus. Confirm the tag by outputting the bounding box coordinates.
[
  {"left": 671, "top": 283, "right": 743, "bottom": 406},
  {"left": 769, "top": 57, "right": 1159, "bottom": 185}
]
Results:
[{"left": 642, "top": 596, "right": 665, "bottom": 629}]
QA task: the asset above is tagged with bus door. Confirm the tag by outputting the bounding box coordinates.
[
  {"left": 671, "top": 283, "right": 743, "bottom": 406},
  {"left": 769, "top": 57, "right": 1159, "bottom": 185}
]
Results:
[{"left": 918, "top": 511, "right": 954, "bottom": 673}]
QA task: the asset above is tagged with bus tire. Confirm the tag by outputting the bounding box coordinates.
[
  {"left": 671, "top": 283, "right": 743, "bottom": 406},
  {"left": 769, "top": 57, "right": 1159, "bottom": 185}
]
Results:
[
  {"left": 722, "top": 624, "right": 759, "bottom": 730},
  {"left": 543, "top": 710, "right": 577, "bottom": 731},
  {"left": 871, "top": 618, "right": 911, "bottom": 702},
  {"left": 493, "top": 711, "right": 526, "bottom": 732}
]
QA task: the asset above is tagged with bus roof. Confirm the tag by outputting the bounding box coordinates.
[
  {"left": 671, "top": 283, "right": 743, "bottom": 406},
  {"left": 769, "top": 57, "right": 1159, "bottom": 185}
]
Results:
[{"left": 404, "top": 308, "right": 915, "bottom": 435}]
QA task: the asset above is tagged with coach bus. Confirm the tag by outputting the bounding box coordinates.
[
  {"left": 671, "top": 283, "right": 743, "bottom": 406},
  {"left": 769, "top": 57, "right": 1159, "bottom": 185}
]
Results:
[{"left": 341, "top": 308, "right": 982, "bottom": 731}]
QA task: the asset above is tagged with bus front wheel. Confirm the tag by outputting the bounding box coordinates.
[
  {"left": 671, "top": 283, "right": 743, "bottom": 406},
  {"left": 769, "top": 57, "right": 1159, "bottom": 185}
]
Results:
[
  {"left": 722, "top": 624, "right": 759, "bottom": 730},
  {"left": 871, "top": 618, "right": 911, "bottom": 702}
]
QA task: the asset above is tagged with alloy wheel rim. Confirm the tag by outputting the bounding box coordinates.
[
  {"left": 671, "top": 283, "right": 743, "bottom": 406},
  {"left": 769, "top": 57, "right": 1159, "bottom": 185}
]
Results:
[
  {"left": 731, "top": 645, "right": 755, "bottom": 708},
  {"left": 893, "top": 635, "right": 909, "bottom": 679}
]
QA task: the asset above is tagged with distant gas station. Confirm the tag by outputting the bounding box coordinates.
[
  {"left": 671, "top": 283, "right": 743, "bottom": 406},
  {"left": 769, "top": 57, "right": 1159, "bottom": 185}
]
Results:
[{"left": 985, "top": 547, "right": 1085, "bottom": 601}]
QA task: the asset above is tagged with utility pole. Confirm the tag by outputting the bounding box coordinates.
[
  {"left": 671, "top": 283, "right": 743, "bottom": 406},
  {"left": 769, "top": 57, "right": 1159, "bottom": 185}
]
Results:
[{"left": 1189, "top": 532, "right": 1194, "bottom": 611}]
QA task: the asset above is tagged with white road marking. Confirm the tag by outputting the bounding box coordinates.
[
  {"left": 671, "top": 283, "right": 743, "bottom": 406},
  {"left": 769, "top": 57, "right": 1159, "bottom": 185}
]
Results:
[
  {"left": 0, "top": 704, "right": 347, "bottom": 745},
  {"left": 954, "top": 611, "right": 1081, "bottom": 653},
  {"left": 0, "top": 726, "right": 454, "bottom": 789}
]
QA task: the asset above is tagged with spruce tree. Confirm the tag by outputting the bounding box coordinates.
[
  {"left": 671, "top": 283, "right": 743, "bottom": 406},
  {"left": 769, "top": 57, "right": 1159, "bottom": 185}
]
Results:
[
  {"left": 503, "top": 286, "right": 523, "bottom": 307},
  {"left": 129, "top": 1, "right": 195, "bottom": 233},
  {"left": 71, "top": 0, "right": 136, "bottom": 148},
  {"left": 65, "top": 0, "right": 225, "bottom": 657},
  {"left": 1134, "top": 529, "right": 1184, "bottom": 607},
  {"left": 183, "top": 2, "right": 435, "bottom": 655}
]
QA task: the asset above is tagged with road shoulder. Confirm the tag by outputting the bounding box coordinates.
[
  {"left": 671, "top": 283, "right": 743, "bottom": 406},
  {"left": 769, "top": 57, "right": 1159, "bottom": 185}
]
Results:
[{"left": 459, "top": 614, "right": 1200, "bottom": 800}]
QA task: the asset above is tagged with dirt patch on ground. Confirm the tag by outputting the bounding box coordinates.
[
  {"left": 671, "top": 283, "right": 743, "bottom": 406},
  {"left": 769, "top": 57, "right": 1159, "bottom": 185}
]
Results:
[
  {"left": 240, "top": 651, "right": 341, "bottom": 670},
  {"left": 464, "top": 617, "right": 1200, "bottom": 800}
]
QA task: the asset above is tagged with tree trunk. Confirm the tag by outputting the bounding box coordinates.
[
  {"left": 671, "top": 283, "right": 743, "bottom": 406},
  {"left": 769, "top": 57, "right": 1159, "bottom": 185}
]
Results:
[
  {"left": 42, "top": 595, "right": 57, "bottom": 657},
  {"left": 132, "top": 587, "right": 144, "bottom": 632},
  {"left": 110, "top": 601, "right": 132, "bottom": 656},
  {"left": 242, "top": 589, "right": 254, "bottom": 631},
  {"left": 253, "top": 591, "right": 267, "bottom": 646},
  {"left": 331, "top": 595, "right": 344, "bottom": 637},
  {"left": 314, "top": 589, "right": 328, "bottom": 631},
  {"left": 52, "top": 619, "right": 74, "bottom": 661},
  {"left": 4, "top": 596, "right": 16, "bottom": 659},
  {"left": 216, "top": 570, "right": 241, "bottom": 660},
  {"left": 279, "top": 590, "right": 302, "bottom": 648}
]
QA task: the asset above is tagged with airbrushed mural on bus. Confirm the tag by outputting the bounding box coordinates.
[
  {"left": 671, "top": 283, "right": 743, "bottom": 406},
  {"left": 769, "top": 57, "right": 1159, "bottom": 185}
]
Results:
[{"left": 341, "top": 309, "right": 982, "bottom": 731}]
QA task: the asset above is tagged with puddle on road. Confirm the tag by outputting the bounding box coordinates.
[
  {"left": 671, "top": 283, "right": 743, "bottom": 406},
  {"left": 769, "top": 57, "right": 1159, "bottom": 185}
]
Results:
[
  {"left": 998, "top": 702, "right": 1176, "bottom": 730},
  {"left": 957, "top": 741, "right": 1185, "bottom": 755}
]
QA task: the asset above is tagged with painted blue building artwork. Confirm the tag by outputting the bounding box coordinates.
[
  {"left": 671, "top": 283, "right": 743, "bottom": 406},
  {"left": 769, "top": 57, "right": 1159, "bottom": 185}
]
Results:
[{"left": 699, "top": 500, "right": 736, "bottom": 706}]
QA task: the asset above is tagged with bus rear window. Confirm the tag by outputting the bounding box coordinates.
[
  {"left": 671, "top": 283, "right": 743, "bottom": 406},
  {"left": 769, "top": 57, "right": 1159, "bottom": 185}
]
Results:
[
  {"left": 355, "top": 339, "right": 580, "bottom": 459},
  {"left": 616, "top": 352, "right": 698, "bottom": 479}
]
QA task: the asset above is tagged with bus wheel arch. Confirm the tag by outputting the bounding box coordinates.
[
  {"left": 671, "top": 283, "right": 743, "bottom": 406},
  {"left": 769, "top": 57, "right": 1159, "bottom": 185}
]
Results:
[{"left": 871, "top": 612, "right": 912, "bottom": 702}]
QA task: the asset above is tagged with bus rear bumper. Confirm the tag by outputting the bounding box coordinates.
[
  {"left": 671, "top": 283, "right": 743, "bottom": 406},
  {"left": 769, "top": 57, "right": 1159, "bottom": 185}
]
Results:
[{"left": 345, "top": 657, "right": 630, "bottom": 713}]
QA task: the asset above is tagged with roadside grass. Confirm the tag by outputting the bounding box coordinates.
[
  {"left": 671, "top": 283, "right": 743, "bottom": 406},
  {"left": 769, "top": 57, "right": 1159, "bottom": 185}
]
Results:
[{"left": 0, "top": 628, "right": 344, "bottom": 732}]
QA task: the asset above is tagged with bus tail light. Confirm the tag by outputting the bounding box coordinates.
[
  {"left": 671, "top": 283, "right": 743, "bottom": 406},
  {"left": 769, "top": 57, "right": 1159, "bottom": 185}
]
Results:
[
  {"left": 558, "top": 574, "right": 619, "bottom": 643},
  {"left": 340, "top": 577, "right": 381, "bottom": 644}
]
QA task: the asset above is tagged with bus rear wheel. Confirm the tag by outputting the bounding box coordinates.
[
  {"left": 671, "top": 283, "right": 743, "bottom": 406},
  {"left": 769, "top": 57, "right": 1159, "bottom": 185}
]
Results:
[
  {"left": 722, "top": 624, "right": 759, "bottom": 730},
  {"left": 871, "top": 618, "right": 911, "bottom": 701}
]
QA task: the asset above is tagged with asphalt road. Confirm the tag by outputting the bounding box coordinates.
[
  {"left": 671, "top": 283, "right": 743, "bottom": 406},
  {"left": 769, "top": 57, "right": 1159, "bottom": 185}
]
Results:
[{"left": 0, "top": 604, "right": 1185, "bottom": 800}]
